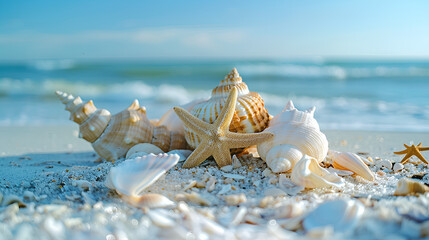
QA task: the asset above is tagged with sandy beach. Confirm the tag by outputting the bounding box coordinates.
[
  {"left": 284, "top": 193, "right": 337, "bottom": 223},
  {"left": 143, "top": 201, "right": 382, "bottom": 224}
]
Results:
[{"left": 1, "top": 125, "right": 428, "bottom": 239}]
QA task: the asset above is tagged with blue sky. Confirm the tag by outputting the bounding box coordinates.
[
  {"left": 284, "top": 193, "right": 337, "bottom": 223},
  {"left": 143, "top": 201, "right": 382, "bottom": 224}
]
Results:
[{"left": 1, "top": 0, "right": 429, "bottom": 60}]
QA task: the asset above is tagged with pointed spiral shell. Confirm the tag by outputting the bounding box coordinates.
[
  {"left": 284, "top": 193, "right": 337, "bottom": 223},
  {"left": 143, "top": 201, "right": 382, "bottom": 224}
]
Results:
[{"left": 56, "top": 91, "right": 188, "bottom": 161}]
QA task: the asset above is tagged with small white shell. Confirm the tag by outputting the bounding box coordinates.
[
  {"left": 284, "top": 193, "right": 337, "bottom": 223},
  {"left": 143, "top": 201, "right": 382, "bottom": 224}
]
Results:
[
  {"left": 126, "top": 143, "right": 164, "bottom": 159},
  {"left": 330, "top": 151, "right": 374, "bottom": 181},
  {"left": 376, "top": 159, "right": 393, "bottom": 170},
  {"left": 303, "top": 199, "right": 364, "bottom": 233},
  {"left": 123, "top": 193, "right": 175, "bottom": 209},
  {"left": 291, "top": 155, "right": 344, "bottom": 189},
  {"left": 105, "top": 153, "right": 179, "bottom": 197},
  {"left": 393, "top": 163, "right": 404, "bottom": 172}
]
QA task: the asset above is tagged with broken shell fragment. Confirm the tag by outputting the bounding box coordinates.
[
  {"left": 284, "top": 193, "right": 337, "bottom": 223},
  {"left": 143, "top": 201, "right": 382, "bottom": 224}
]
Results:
[
  {"left": 232, "top": 155, "right": 242, "bottom": 169},
  {"left": 291, "top": 155, "right": 344, "bottom": 189},
  {"left": 330, "top": 151, "right": 375, "bottom": 181},
  {"left": 394, "top": 178, "right": 429, "bottom": 196}
]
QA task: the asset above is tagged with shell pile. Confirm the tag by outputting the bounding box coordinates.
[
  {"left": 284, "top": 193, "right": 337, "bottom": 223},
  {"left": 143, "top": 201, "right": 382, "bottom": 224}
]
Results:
[
  {"left": 185, "top": 68, "right": 270, "bottom": 150},
  {"left": 56, "top": 91, "right": 188, "bottom": 161}
]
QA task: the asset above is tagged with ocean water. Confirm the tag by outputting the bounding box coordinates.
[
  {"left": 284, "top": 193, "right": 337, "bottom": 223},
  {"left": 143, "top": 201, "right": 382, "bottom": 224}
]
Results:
[{"left": 1, "top": 59, "right": 429, "bottom": 132}]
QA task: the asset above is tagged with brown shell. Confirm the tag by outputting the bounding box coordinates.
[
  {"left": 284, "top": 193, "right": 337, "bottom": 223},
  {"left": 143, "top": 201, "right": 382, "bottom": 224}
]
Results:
[
  {"left": 56, "top": 91, "right": 189, "bottom": 161},
  {"left": 184, "top": 68, "right": 270, "bottom": 149}
]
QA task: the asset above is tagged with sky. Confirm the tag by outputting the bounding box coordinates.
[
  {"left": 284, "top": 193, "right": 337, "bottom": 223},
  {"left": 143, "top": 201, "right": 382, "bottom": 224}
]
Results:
[{"left": 1, "top": 0, "right": 429, "bottom": 61}]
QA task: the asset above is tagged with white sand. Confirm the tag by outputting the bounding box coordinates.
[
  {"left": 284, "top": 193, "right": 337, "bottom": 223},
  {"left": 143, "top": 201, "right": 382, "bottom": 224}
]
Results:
[{"left": 0, "top": 126, "right": 428, "bottom": 239}]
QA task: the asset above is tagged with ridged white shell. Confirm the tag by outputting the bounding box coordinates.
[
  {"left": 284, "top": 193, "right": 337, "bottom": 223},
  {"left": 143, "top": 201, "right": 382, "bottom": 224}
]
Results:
[
  {"left": 184, "top": 68, "right": 270, "bottom": 149},
  {"left": 303, "top": 199, "right": 364, "bottom": 233},
  {"left": 105, "top": 153, "right": 179, "bottom": 197},
  {"left": 56, "top": 91, "right": 188, "bottom": 161},
  {"left": 291, "top": 155, "right": 344, "bottom": 189},
  {"left": 257, "top": 101, "right": 329, "bottom": 173},
  {"left": 330, "top": 151, "right": 374, "bottom": 181}
]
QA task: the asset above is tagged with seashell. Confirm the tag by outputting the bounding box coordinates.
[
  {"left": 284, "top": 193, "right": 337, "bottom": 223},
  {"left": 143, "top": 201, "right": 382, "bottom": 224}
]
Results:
[
  {"left": 105, "top": 153, "right": 179, "bottom": 198},
  {"left": 2, "top": 195, "right": 26, "bottom": 208},
  {"left": 56, "top": 91, "right": 188, "bottom": 161},
  {"left": 303, "top": 199, "right": 364, "bottom": 233},
  {"left": 123, "top": 193, "right": 175, "bottom": 209},
  {"left": 73, "top": 180, "right": 92, "bottom": 191},
  {"left": 291, "top": 155, "right": 344, "bottom": 189},
  {"left": 147, "top": 209, "right": 176, "bottom": 228},
  {"left": 230, "top": 206, "right": 247, "bottom": 226},
  {"left": 223, "top": 193, "right": 247, "bottom": 205},
  {"left": 330, "top": 151, "right": 375, "bottom": 181},
  {"left": 376, "top": 159, "right": 393, "bottom": 170},
  {"left": 206, "top": 176, "right": 216, "bottom": 192},
  {"left": 394, "top": 178, "right": 429, "bottom": 196},
  {"left": 393, "top": 162, "right": 404, "bottom": 172},
  {"left": 23, "top": 191, "right": 36, "bottom": 202},
  {"left": 126, "top": 143, "right": 164, "bottom": 159},
  {"left": 183, "top": 180, "right": 197, "bottom": 191},
  {"left": 273, "top": 202, "right": 304, "bottom": 219},
  {"left": 257, "top": 101, "right": 328, "bottom": 173},
  {"left": 184, "top": 68, "right": 270, "bottom": 150},
  {"left": 232, "top": 155, "right": 242, "bottom": 169}
]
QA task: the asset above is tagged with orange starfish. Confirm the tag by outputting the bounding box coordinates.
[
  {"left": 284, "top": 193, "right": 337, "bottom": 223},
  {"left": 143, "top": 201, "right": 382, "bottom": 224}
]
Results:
[{"left": 394, "top": 143, "right": 429, "bottom": 164}]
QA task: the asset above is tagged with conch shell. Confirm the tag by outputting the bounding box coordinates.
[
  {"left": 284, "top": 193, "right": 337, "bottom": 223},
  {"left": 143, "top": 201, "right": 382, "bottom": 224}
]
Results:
[
  {"left": 257, "top": 101, "right": 329, "bottom": 173},
  {"left": 184, "top": 68, "right": 270, "bottom": 149},
  {"left": 56, "top": 91, "right": 188, "bottom": 161}
]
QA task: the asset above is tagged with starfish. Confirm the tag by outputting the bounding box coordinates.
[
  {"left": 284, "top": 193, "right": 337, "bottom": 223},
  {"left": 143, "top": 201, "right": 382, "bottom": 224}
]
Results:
[
  {"left": 394, "top": 143, "right": 429, "bottom": 164},
  {"left": 174, "top": 87, "right": 274, "bottom": 168}
]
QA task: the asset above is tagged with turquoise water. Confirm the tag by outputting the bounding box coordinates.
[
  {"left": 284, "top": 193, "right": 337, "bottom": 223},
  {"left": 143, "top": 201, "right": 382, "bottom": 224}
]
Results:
[{"left": 1, "top": 59, "right": 429, "bottom": 131}]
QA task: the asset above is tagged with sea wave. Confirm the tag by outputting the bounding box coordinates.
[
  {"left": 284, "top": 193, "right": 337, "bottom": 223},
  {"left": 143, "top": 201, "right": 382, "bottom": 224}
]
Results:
[
  {"left": 237, "top": 63, "right": 429, "bottom": 79},
  {"left": 0, "top": 76, "right": 428, "bottom": 131}
]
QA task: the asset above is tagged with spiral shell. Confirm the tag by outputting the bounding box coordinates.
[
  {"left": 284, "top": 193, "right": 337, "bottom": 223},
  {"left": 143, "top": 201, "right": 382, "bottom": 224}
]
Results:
[
  {"left": 56, "top": 91, "right": 188, "bottom": 161},
  {"left": 184, "top": 68, "right": 270, "bottom": 149},
  {"left": 257, "top": 101, "right": 329, "bottom": 173}
]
